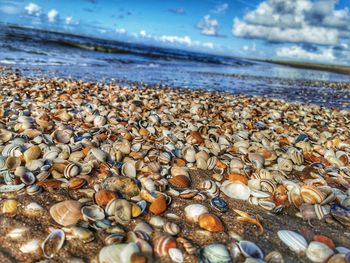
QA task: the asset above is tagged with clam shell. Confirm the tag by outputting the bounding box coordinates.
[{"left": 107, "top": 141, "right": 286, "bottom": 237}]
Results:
[
  {"left": 169, "top": 248, "right": 184, "bottom": 263},
  {"left": 99, "top": 243, "right": 139, "bottom": 263},
  {"left": 163, "top": 222, "right": 181, "bottom": 236},
  {"left": 288, "top": 147, "right": 304, "bottom": 165},
  {"left": 202, "top": 179, "right": 220, "bottom": 198},
  {"left": 154, "top": 234, "right": 177, "bottom": 257},
  {"left": 114, "top": 199, "right": 131, "bottom": 225},
  {"left": 149, "top": 195, "right": 167, "bottom": 215},
  {"left": 23, "top": 145, "right": 42, "bottom": 163},
  {"left": 2, "top": 199, "right": 18, "bottom": 214},
  {"left": 90, "top": 148, "right": 109, "bottom": 162},
  {"left": 41, "top": 229, "right": 65, "bottom": 258},
  {"left": 64, "top": 163, "right": 81, "bottom": 179},
  {"left": 306, "top": 241, "right": 334, "bottom": 263},
  {"left": 210, "top": 197, "right": 228, "bottom": 213},
  {"left": 94, "top": 190, "right": 117, "bottom": 207},
  {"left": 277, "top": 158, "right": 293, "bottom": 172},
  {"left": 198, "top": 243, "right": 231, "bottom": 263},
  {"left": 0, "top": 129, "right": 12, "bottom": 143},
  {"left": 5, "top": 156, "right": 21, "bottom": 170},
  {"left": 238, "top": 240, "right": 264, "bottom": 259},
  {"left": 184, "top": 204, "right": 209, "bottom": 222},
  {"left": 169, "top": 174, "right": 191, "bottom": 190},
  {"left": 198, "top": 213, "right": 224, "bottom": 232},
  {"left": 277, "top": 230, "right": 307, "bottom": 253},
  {"left": 52, "top": 129, "right": 73, "bottom": 144},
  {"left": 81, "top": 205, "right": 105, "bottom": 222},
  {"left": 220, "top": 180, "right": 251, "bottom": 200},
  {"left": 50, "top": 200, "right": 82, "bottom": 226},
  {"left": 121, "top": 163, "right": 136, "bottom": 178},
  {"left": 300, "top": 186, "right": 325, "bottom": 204}
]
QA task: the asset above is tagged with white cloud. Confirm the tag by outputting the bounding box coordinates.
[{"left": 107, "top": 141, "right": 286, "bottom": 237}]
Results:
[
  {"left": 197, "top": 15, "right": 219, "bottom": 36},
  {"left": 116, "top": 28, "right": 126, "bottom": 34},
  {"left": 276, "top": 45, "right": 335, "bottom": 61},
  {"left": 139, "top": 30, "right": 148, "bottom": 37},
  {"left": 65, "top": 16, "right": 73, "bottom": 25},
  {"left": 48, "top": 9, "right": 58, "bottom": 22},
  {"left": 25, "top": 3, "right": 41, "bottom": 15},
  {"left": 0, "top": 4, "right": 19, "bottom": 14},
  {"left": 232, "top": 0, "right": 350, "bottom": 45},
  {"left": 211, "top": 3, "right": 229, "bottom": 14},
  {"left": 159, "top": 35, "right": 192, "bottom": 46}
]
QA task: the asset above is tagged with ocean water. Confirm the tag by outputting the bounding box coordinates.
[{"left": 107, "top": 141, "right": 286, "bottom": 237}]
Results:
[{"left": 0, "top": 24, "right": 349, "bottom": 109}]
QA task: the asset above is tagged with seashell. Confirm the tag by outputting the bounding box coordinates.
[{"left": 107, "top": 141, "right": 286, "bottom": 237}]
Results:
[
  {"left": 0, "top": 129, "right": 12, "bottom": 143},
  {"left": 238, "top": 240, "right": 264, "bottom": 259},
  {"left": 20, "top": 239, "right": 40, "bottom": 253},
  {"left": 184, "top": 204, "right": 209, "bottom": 223},
  {"left": 288, "top": 147, "right": 304, "bottom": 165},
  {"left": 90, "top": 147, "right": 109, "bottom": 162},
  {"left": 265, "top": 251, "right": 284, "bottom": 263},
  {"left": 52, "top": 129, "right": 73, "bottom": 144},
  {"left": 121, "top": 163, "right": 136, "bottom": 178},
  {"left": 20, "top": 171, "right": 36, "bottom": 185},
  {"left": 5, "top": 156, "right": 21, "bottom": 170},
  {"left": 288, "top": 186, "right": 303, "bottom": 208},
  {"left": 163, "top": 222, "right": 180, "bottom": 236},
  {"left": 2, "top": 199, "right": 18, "bottom": 215},
  {"left": 41, "top": 229, "right": 65, "bottom": 258},
  {"left": 64, "top": 163, "right": 81, "bottom": 179},
  {"left": 330, "top": 204, "right": 350, "bottom": 227},
  {"left": 226, "top": 173, "right": 247, "bottom": 185},
  {"left": 23, "top": 145, "right": 42, "bottom": 163},
  {"left": 0, "top": 183, "right": 25, "bottom": 192},
  {"left": 273, "top": 185, "right": 288, "bottom": 205},
  {"left": 300, "top": 186, "right": 325, "bottom": 204},
  {"left": 177, "top": 237, "right": 197, "bottom": 255},
  {"left": 154, "top": 234, "right": 177, "bottom": 257},
  {"left": 306, "top": 241, "right": 334, "bottom": 263},
  {"left": 314, "top": 204, "right": 330, "bottom": 220},
  {"left": 198, "top": 243, "right": 231, "bottom": 263},
  {"left": 158, "top": 151, "right": 172, "bottom": 164},
  {"left": 258, "top": 200, "right": 276, "bottom": 211},
  {"left": 198, "top": 213, "right": 224, "bottom": 232},
  {"left": 114, "top": 199, "right": 131, "bottom": 225},
  {"left": 201, "top": 180, "right": 219, "bottom": 198},
  {"left": 169, "top": 174, "right": 191, "bottom": 190},
  {"left": 68, "top": 177, "right": 86, "bottom": 190},
  {"left": 149, "top": 195, "right": 167, "bottom": 215},
  {"left": 94, "top": 190, "right": 117, "bottom": 207},
  {"left": 94, "top": 115, "right": 107, "bottom": 127},
  {"left": 149, "top": 215, "right": 166, "bottom": 228},
  {"left": 179, "top": 189, "right": 199, "bottom": 199},
  {"left": 210, "top": 197, "right": 228, "bottom": 213},
  {"left": 260, "top": 179, "right": 276, "bottom": 193},
  {"left": 248, "top": 153, "right": 265, "bottom": 169},
  {"left": 277, "top": 158, "right": 294, "bottom": 172},
  {"left": 336, "top": 151, "right": 349, "bottom": 165},
  {"left": 7, "top": 228, "right": 27, "bottom": 239},
  {"left": 183, "top": 146, "right": 196, "bottom": 163},
  {"left": 50, "top": 200, "right": 82, "bottom": 226},
  {"left": 220, "top": 180, "right": 251, "bottom": 200},
  {"left": 43, "top": 146, "right": 61, "bottom": 160},
  {"left": 171, "top": 166, "right": 189, "bottom": 177},
  {"left": 169, "top": 248, "right": 184, "bottom": 263},
  {"left": 2, "top": 143, "right": 22, "bottom": 157},
  {"left": 81, "top": 205, "right": 105, "bottom": 222},
  {"left": 207, "top": 156, "right": 218, "bottom": 170},
  {"left": 99, "top": 243, "right": 139, "bottom": 263},
  {"left": 327, "top": 254, "right": 346, "bottom": 263},
  {"left": 196, "top": 157, "right": 208, "bottom": 170},
  {"left": 313, "top": 235, "right": 335, "bottom": 250},
  {"left": 25, "top": 202, "right": 44, "bottom": 215},
  {"left": 277, "top": 230, "right": 307, "bottom": 253}
]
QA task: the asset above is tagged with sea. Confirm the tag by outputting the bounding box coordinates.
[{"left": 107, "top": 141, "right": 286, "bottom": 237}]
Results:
[{"left": 0, "top": 24, "right": 349, "bottom": 109}]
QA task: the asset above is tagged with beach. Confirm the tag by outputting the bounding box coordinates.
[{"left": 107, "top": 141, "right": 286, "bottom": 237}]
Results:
[{"left": 0, "top": 66, "right": 350, "bottom": 262}]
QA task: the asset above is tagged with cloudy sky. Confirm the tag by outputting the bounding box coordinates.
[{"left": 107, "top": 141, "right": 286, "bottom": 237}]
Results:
[{"left": 0, "top": 0, "right": 350, "bottom": 64}]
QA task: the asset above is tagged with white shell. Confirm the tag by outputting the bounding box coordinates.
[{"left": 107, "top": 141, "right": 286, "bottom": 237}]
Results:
[
  {"left": 220, "top": 180, "right": 251, "bottom": 200},
  {"left": 306, "top": 241, "right": 334, "bottom": 263},
  {"left": 7, "top": 228, "right": 27, "bottom": 239},
  {"left": 20, "top": 239, "right": 40, "bottom": 253},
  {"left": 169, "top": 248, "right": 184, "bottom": 263},
  {"left": 184, "top": 204, "right": 209, "bottom": 222},
  {"left": 277, "top": 230, "right": 307, "bottom": 253},
  {"left": 99, "top": 243, "right": 139, "bottom": 263}
]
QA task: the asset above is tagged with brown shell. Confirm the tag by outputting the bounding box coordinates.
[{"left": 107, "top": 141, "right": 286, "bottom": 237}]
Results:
[
  {"left": 149, "top": 195, "right": 167, "bottom": 215},
  {"left": 169, "top": 175, "right": 191, "bottom": 190},
  {"left": 49, "top": 200, "right": 82, "bottom": 226},
  {"left": 94, "top": 190, "right": 117, "bottom": 207},
  {"left": 153, "top": 234, "right": 177, "bottom": 257},
  {"left": 68, "top": 177, "right": 86, "bottom": 190},
  {"left": 198, "top": 213, "right": 224, "bottom": 232},
  {"left": 225, "top": 173, "right": 247, "bottom": 185}
]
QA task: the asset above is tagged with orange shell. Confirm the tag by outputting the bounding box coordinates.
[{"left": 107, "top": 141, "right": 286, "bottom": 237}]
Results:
[
  {"left": 169, "top": 175, "right": 191, "bottom": 189},
  {"left": 226, "top": 173, "right": 248, "bottom": 185},
  {"left": 149, "top": 195, "right": 167, "bottom": 215},
  {"left": 198, "top": 213, "right": 224, "bottom": 232},
  {"left": 313, "top": 235, "right": 335, "bottom": 249},
  {"left": 153, "top": 234, "right": 177, "bottom": 257},
  {"left": 190, "top": 131, "right": 204, "bottom": 144},
  {"left": 68, "top": 177, "right": 86, "bottom": 190},
  {"left": 94, "top": 190, "right": 117, "bottom": 207}
]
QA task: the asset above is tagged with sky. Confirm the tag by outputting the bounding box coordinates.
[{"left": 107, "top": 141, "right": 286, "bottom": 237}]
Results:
[{"left": 0, "top": 0, "right": 350, "bottom": 64}]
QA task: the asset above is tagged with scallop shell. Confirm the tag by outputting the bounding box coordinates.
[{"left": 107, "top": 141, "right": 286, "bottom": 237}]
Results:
[
  {"left": 41, "top": 229, "right": 65, "bottom": 258},
  {"left": 220, "top": 180, "right": 251, "bottom": 200},
  {"left": 169, "top": 174, "right": 191, "bottom": 190},
  {"left": 49, "top": 200, "right": 82, "bottom": 226},
  {"left": 277, "top": 230, "right": 307, "bottom": 253},
  {"left": 184, "top": 204, "right": 209, "bottom": 222}
]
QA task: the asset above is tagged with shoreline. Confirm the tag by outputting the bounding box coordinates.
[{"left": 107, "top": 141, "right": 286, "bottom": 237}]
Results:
[{"left": 0, "top": 69, "right": 350, "bottom": 262}]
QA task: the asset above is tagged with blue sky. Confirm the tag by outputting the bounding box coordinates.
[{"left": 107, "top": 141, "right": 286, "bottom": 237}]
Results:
[{"left": 1, "top": 0, "right": 350, "bottom": 64}]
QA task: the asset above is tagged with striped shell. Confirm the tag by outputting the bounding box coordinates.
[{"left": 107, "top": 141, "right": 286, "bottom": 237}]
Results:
[
  {"left": 300, "top": 186, "right": 325, "bottom": 204},
  {"left": 153, "top": 234, "right": 177, "bottom": 257},
  {"left": 169, "top": 175, "right": 191, "bottom": 190},
  {"left": 163, "top": 222, "right": 180, "bottom": 236},
  {"left": 201, "top": 180, "right": 219, "bottom": 198},
  {"left": 64, "top": 163, "right": 81, "bottom": 179},
  {"left": 277, "top": 230, "right": 307, "bottom": 253},
  {"left": 49, "top": 200, "right": 82, "bottom": 226}
]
